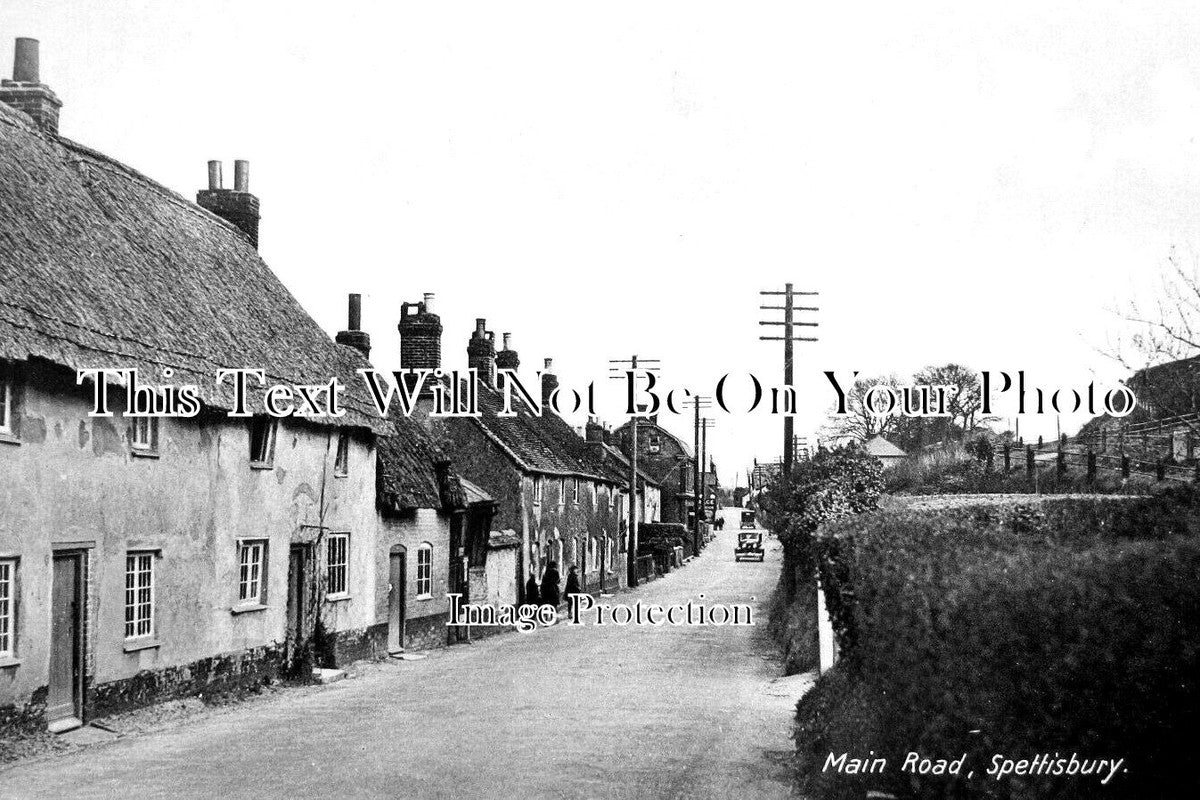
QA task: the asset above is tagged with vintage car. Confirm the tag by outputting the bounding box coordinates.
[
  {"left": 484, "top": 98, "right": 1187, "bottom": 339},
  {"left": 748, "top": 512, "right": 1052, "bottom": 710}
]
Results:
[
  {"left": 735, "top": 530, "right": 764, "bottom": 562},
  {"left": 740, "top": 510, "right": 757, "bottom": 529}
]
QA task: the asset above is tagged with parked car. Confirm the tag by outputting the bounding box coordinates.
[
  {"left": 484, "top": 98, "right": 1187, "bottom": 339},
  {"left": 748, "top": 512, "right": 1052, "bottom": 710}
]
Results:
[{"left": 740, "top": 510, "right": 757, "bottom": 529}]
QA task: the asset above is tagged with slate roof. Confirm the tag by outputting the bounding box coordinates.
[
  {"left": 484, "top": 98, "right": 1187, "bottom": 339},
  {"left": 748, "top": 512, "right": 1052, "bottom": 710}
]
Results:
[
  {"left": 0, "top": 102, "right": 386, "bottom": 433},
  {"left": 863, "top": 435, "right": 908, "bottom": 459},
  {"left": 453, "top": 382, "right": 622, "bottom": 483}
]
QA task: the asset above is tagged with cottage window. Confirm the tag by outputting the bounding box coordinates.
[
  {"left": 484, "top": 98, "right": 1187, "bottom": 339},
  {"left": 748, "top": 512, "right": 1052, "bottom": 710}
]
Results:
[
  {"left": 558, "top": 478, "right": 566, "bottom": 506},
  {"left": 249, "top": 417, "right": 277, "bottom": 467},
  {"left": 416, "top": 543, "right": 432, "bottom": 598},
  {"left": 0, "top": 559, "right": 14, "bottom": 658},
  {"left": 648, "top": 433, "right": 662, "bottom": 454},
  {"left": 0, "top": 367, "right": 11, "bottom": 436},
  {"left": 326, "top": 533, "right": 349, "bottom": 598},
  {"left": 131, "top": 415, "right": 159, "bottom": 454},
  {"left": 124, "top": 552, "right": 155, "bottom": 640},
  {"left": 572, "top": 478, "right": 580, "bottom": 504},
  {"left": 237, "top": 541, "right": 267, "bottom": 606},
  {"left": 334, "top": 431, "right": 350, "bottom": 476},
  {"left": 532, "top": 476, "right": 543, "bottom": 505}
]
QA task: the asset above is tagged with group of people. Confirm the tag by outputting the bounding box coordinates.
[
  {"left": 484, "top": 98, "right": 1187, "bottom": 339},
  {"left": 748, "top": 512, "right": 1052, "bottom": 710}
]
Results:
[{"left": 524, "top": 561, "right": 581, "bottom": 607}]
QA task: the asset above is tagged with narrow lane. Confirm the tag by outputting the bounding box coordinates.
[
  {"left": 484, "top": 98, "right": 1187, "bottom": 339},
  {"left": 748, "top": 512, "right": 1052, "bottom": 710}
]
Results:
[{"left": 1, "top": 510, "right": 805, "bottom": 799}]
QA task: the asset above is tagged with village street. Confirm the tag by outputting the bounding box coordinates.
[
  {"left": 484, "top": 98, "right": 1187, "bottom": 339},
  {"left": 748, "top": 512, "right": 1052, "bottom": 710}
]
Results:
[{"left": 0, "top": 510, "right": 807, "bottom": 800}]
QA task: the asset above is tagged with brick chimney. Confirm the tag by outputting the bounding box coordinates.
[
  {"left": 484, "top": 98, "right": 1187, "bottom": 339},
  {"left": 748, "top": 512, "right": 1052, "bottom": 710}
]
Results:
[
  {"left": 585, "top": 416, "right": 608, "bottom": 444},
  {"left": 0, "top": 38, "right": 62, "bottom": 134},
  {"left": 495, "top": 332, "right": 520, "bottom": 372},
  {"left": 399, "top": 292, "right": 442, "bottom": 371},
  {"left": 335, "top": 293, "right": 371, "bottom": 359},
  {"left": 467, "top": 319, "right": 496, "bottom": 387},
  {"left": 197, "top": 160, "right": 261, "bottom": 247},
  {"left": 541, "top": 358, "right": 559, "bottom": 407}
]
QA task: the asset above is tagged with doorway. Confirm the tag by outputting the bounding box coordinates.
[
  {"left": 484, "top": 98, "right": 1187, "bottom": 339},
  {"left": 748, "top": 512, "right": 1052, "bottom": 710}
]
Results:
[
  {"left": 285, "top": 544, "right": 309, "bottom": 672},
  {"left": 48, "top": 552, "right": 84, "bottom": 731},
  {"left": 388, "top": 549, "right": 406, "bottom": 653}
]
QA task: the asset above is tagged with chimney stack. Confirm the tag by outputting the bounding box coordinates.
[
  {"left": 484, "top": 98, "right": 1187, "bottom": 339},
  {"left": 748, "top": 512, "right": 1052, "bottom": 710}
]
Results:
[
  {"left": 335, "top": 293, "right": 371, "bottom": 359},
  {"left": 0, "top": 38, "right": 63, "bottom": 134},
  {"left": 541, "top": 357, "right": 559, "bottom": 407},
  {"left": 585, "top": 416, "right": 608, "bottom": 444},
  {"left": 495, "top": 331, "right": 520, "bottom": 372},
  {"left": 398, "top": 292, "right": 442, "bottom": 376},
  {"left": 197, "top": 159, "right": 261, "bottom": 248},
  {"left": 467, "top": 319, "right": 497, "bottom": 387}
]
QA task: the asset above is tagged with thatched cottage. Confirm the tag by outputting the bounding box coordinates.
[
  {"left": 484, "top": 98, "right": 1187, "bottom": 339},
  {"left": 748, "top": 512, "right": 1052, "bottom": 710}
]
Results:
[{"left": 0, "top": 39, "right": 466, "bottom": 733}]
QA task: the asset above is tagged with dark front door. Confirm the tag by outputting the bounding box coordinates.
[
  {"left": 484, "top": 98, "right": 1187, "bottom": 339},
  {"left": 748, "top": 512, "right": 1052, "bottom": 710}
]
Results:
[
  {"left": 388, "top": 551, "right": 406, "bottom": 652},
  {"left": 286, "top": 545, "right": 307, "bottom": 669},
  {"left": 48, "top": 553, "right": 84, "bottom": 727}
]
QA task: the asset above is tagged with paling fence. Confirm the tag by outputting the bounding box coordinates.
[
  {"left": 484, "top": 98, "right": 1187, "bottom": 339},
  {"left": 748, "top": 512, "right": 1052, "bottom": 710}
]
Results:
[{"left": 995, "top": 412, "right": 1200, "bottom": 483}]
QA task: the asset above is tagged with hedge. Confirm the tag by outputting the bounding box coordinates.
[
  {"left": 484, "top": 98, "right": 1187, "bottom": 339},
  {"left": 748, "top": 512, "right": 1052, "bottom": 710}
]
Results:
[{"left": 795, "top": 491, "right": 1200, "bottom": 799}]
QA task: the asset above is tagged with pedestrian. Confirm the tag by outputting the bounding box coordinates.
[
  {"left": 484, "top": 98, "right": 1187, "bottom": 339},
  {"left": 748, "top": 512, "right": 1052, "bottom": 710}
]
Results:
[
  {"left": 541, "top": 560, "right": 561, "bottom": 607},
  {"left": 524, "top": 571, "right": 540, "bottom": 606},
  {"left": 564, "top": 565, "right": 581, "bottom": 600}
]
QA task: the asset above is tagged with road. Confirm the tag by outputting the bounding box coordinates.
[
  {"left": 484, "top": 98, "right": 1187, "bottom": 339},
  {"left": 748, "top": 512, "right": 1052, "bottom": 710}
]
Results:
[{"left": 0, "top": 509, "right": 808, "bottom": 799}]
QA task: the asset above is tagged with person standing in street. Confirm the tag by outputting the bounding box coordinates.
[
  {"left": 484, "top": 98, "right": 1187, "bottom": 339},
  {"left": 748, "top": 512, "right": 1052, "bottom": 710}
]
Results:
[
  {"left": 541, "top": 560, "right": 561, "bottom": 607},
  {"left": 525, "top": 571, "right": 541, "bottom": 606}
]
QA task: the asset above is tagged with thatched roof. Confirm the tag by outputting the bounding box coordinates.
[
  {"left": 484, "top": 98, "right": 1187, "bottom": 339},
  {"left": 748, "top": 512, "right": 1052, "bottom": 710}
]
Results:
[
  {"left": 376, "top": 413, "right": 465, "bottom": 513},
  {"left": 0, "top": 103, "right": 386, "bottom": 434}
]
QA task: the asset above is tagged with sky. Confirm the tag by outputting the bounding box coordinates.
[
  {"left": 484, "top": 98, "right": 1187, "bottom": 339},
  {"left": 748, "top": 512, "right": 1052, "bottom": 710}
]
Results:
[{"left": 4, "top": 1, "right": 1200, "bottom": 484}]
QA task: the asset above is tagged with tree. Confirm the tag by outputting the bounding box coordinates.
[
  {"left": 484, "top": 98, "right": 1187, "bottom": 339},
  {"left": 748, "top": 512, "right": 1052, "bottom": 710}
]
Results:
[{"left": 820, "top": 374, "right": 900, "bottom": 443}]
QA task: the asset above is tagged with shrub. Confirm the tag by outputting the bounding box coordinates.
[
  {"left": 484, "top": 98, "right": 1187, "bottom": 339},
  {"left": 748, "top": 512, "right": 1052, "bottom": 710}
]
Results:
[{"left": 795, "top": 492, "right": 1200, "bottom": 799}]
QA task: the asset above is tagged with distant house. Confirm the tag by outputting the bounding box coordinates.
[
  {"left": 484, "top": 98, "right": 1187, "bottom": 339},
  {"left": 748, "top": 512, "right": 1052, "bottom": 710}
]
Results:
[
  {"left": 398, "top": 315, "right": 633, "bottom": 600},
  {"left": 613, "top": 416, "right": 695, "bottom": 526},
  {"left": 863, "top": 435, "right": 909, "bottom": 469},
  {"left": 0, "top": 43, "right": 461, "bottom": 732}
]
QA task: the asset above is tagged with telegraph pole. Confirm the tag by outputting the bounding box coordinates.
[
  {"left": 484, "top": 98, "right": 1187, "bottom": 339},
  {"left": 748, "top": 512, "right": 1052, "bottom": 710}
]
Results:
[
  {"left": 700, "top": 417, "right": 715, "bottom": 525},
  {"left": 760, "top": 284, "right": 819, "bottom": 479},
  {"left": 610, "top": 355, "right": 659, "bottom": 587},
  {"left": 691, "top": 395, "right": 712, "bottom": 557}
]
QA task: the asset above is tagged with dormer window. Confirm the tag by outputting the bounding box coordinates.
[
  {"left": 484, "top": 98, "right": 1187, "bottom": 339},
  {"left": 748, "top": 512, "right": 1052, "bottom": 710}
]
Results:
[
  {"left": 249, "top": 417, "right": 277, "bottom": 468},
  {"left": 0, "top": 364, "right": 12, "bottom": 437},
  {"left": 648, "top": 433, "right": 662, "bottom": 454},
  {"left": 334, "top": 431, "right": 350, "bottom": 477}
]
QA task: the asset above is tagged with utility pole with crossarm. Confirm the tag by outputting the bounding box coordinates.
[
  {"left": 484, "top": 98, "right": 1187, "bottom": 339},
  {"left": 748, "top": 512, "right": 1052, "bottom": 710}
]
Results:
[
  {"left": 760, "top": 284, "right": 819, "bottom": 479},
  {"left": 610, "top": 355, "right": 659, "bottom": 587}
]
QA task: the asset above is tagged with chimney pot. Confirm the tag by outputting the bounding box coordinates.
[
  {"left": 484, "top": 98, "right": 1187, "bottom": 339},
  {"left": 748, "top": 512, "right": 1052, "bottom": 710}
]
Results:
[
  {"left": 502, "top": 332, "right": 513, "bottom": 351},
  {"left": 347, "top": 293, "right": 362, "bottom": 330},
  {"left": 422, "top": 292, "right": 436, "bottom": 314},
  {"left": 13, "top": 37, "right": 38, "bottom": 83},
  {"left": 544, "top": 358, "right": 553, "bottom": 371},
  {"left": 474, "top": 318, "right": 487, "bottom": 336},
  {"left": 335, "top": 292, "right": 371, "bottom": 358},
  {"left": 234, "top": 160, "right": 250, "bottom": 192},
  {"left": 207, "top": 160, "right": 223, "bottom": 190}
]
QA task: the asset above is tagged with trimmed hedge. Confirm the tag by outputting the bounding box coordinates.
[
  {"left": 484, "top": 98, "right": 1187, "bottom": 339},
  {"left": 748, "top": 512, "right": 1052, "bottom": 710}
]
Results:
[{"left": 796, "top": 491, "right": 1200, "bottom": 799}]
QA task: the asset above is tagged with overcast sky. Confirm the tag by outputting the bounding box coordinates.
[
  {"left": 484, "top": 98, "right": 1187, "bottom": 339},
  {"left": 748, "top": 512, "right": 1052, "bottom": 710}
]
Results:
[{"left": 5, "top": 1, "right": 1199, "bottom": 483}]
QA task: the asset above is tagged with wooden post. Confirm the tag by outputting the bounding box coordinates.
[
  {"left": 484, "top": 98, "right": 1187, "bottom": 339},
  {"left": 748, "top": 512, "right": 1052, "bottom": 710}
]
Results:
[
  {"left": 1121, "top": 455, "right": 1130, "bottom": 479},
  {"left": 1003, "top": 444, "right": 1011, "bottom": 473},
  {"left": 1026, "top": 445, "right": 1035, "bottom": 478},
  {"left": 1057, "top": 447, "right": 1067, "bottom": 477},
  {"left": 1087, "top": 450, "right": 1096, "bottom": 482}
]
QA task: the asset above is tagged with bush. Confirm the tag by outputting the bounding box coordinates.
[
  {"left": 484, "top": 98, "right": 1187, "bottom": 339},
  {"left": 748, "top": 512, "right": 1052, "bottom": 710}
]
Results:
[
  {"left": 761, "top": 445, "right": 884, "bottom": 674},
  {"left": 795, "top": 492, "right": 1200, "bottom": 799}
]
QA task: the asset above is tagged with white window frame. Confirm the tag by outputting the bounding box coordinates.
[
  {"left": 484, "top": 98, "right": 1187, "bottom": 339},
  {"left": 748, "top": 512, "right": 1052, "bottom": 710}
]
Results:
[
  {"left": 124, "top": 552, "right": 155, "bottom": 640},
  {"left": 334, "top": 431, "right": 350, "bottom": 477},
  {"left": 249, "top": 417, "right": 277, "bottom": 468},
  {"left": 326, "top": 533, "right": 349, "bottom": 599},
  {"left": 131, "top": 415, "right": 159, "bottom": 454},
  {"left": 237, "top": 540, "right": 267, "bottom": 606},
  {"left": 571, "top": 478, "right": 580, "bottom": 504},
  {"left": 532, "top": 475, "right": 543, "bottom": 505},
  {"left": 558, "top": 478, "right": 566, "bottom": 507},
  {"left": 0, "top": 559, "right": 15, "bottom": 658},
  {"left": 0, "top": 369, "right": 12, "bottom": 436},
  {"left": 416, "top": 543, "right": 432, "bottom": 598}
]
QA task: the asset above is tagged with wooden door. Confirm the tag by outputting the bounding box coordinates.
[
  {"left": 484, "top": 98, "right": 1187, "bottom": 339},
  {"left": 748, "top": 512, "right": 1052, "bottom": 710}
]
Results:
[
  {"left": 285, "top": 545, "right": 306, "bottom": 669},
  {"left": 388, "top": 551, "right": 406, "bottom": 652},
  {"left": 48, "top": 553, "right": 83, "bottom": 726}
]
